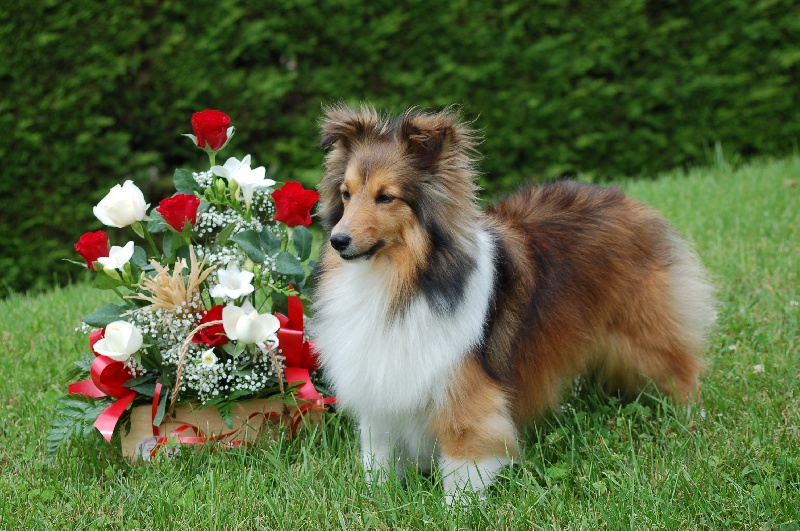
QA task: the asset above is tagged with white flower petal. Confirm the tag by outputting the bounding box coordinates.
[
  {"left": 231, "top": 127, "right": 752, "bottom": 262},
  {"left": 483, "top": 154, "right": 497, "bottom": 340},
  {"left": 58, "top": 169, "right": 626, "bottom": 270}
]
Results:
[
  {"left": 209, "top": 284, "right": 228, "bottom": 299},
  {"left": 93, "top": 181, "right": 149, "bottom": 228},
  {"left": 211, "top": 263, "right": 255, "bottom": 299},
  {"left": 94, "top": 320, "right": 142, "bottom": 362},
  {"left": 210, "top": 165, "right": 230, "bottom": 179},
  {"left": 250, "top": 166, "right": 266, "bottom": 180},
  {"left": 236, "top": 310, "right": 269, "bottom": 344},
  {"left": 257, "top": 313, "right": 280, "bottom": 337},
  {"left": 222, "top": 305, "right": 245, "bottom": 340},
  {"left": 201, "top": 349, "right": 218, "bottom": 367},
  {"left": 93, "top": 205, "right": 120, "bottom": 228}
]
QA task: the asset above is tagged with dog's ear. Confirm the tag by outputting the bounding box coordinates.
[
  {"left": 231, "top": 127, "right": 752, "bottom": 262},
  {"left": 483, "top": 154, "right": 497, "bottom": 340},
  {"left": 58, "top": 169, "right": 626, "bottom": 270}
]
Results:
[
  {"left": 320, "top": 104, "right": 385, "bottom": 150},
  {"left": 398, "top": 107, "right": 468, "bottom": 169}
]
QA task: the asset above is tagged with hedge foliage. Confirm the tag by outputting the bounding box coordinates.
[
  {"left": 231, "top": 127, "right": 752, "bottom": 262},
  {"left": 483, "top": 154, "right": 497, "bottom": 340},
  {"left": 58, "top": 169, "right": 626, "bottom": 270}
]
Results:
[{"left": 2, "top": 0, "right": 799, "bottom": 295}]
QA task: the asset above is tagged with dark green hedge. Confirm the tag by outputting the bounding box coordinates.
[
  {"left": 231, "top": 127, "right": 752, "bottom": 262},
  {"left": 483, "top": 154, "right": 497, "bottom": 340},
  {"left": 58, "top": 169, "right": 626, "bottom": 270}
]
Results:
[{"left": 2, "top": 0, "right": 799, "bottom": 296}]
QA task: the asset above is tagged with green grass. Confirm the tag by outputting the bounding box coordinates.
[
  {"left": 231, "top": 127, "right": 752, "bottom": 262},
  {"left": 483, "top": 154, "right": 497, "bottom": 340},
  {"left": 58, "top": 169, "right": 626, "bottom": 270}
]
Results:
[{"left": 2, "top": 157, "right": 799, "bottom": 530}]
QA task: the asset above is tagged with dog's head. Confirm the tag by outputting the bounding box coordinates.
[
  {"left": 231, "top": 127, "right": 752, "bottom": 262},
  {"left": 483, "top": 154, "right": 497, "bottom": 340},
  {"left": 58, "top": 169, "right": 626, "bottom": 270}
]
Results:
[{"left": 317, "top": 104, "right": 479, "bottom": 264}]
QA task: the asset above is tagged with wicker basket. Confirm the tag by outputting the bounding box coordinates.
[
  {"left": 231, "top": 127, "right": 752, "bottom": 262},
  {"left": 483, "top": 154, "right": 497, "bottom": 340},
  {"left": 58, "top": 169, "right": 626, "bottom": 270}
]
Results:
[{"left": 120, "top": 397, "right": 323, "bottom": 460}]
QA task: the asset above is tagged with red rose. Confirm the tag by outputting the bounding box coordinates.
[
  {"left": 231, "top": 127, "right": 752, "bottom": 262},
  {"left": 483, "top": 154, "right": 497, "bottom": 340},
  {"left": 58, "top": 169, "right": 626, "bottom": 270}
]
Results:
[
  {"left": 192, "top": 305, "right": 229, "bottom": 347},
  {"left": 191, "top": 110, "right": 231, "bottom": 150},
  {"left": 74, "top": 230, "right": 110, "bottom": 269},
  {"left": 89, "top": 328, "right": 105, "bottom": 356},
  {"left": 156, "top": 194, "right": 201, "bottom": 231},
  {"left": 271, "top": 182, "right": 320, "bottom": 227}
]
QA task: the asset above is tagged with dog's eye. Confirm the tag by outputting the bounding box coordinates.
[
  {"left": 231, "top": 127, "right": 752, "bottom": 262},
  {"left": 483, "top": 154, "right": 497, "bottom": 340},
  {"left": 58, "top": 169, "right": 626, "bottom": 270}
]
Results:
[
  {"left": 376, "top": 193, "right": 394, "bottom": 204},
  {"left": 341, "top": 190, "right": 350, "bottom": 201}
]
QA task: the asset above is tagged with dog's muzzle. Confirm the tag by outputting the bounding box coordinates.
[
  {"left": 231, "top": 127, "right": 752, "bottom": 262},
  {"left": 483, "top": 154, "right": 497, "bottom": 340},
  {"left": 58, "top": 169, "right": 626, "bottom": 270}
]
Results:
[{"left": 330, "top": 232, "right": 352, "bottom": 252}]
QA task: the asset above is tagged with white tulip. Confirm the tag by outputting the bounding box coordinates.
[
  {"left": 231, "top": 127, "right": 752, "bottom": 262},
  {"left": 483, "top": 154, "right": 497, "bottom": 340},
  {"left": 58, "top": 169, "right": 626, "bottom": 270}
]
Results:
[
  {"left": 211, "top": 155, "right": 275, "bottom": 209},
  {"left": 210, "top": 262, "right": 255, "bottom": 300},
  {"left": 93, "top": 320, "right": 143, "bottom": 362},
  {"left": 97, "top": 241, "right": 134, "bottom": 270},
  {"left": 93, "top": 180, "right": 150, "bottom": 228},
  {"left": 222, "top": 304, "right": 280, "bottom": 345}
]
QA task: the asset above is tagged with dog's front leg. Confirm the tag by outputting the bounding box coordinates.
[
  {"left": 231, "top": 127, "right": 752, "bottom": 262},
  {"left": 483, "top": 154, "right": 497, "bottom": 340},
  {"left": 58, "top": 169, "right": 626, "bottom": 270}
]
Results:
[
  {"left": 439, "top": 455, "right": 512, "bottom": 504},
  {"left": 433, "top": 356, "right": 520, "bottom": 504},
  {"left": 359, "top": 421, "right": 403, "bottom": 485}
]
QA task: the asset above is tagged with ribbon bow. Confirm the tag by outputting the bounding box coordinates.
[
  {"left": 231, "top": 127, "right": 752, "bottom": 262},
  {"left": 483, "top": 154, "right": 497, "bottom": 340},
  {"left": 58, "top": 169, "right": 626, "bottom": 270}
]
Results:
[
  {"left": 68, "top": 330, "right": 137, "bottom": 441},
  {"left": 275, "top": 295, "right": 330, "bottom": 407}
]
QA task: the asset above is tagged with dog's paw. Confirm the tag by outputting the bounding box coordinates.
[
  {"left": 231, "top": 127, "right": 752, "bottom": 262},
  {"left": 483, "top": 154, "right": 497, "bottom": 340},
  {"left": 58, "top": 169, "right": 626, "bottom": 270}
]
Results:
[{"left": 444, "top": 489, "right": 487, "bottom": 507}]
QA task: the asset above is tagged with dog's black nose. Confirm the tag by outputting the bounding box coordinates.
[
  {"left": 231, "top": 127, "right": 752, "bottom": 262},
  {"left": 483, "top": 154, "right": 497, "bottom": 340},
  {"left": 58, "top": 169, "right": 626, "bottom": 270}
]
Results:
[{"left": 330, "top": 233, "right": 352, "bottom": 252}]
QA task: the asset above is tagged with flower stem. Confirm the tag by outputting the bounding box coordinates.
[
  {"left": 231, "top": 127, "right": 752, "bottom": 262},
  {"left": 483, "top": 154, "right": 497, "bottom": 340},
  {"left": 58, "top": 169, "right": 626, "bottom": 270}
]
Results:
[
  {"left": 280, "top": 226, "right": 294, "bottom": 253},
  {"left": 140, "top": 224, "right": 161, "bottom": 259},
  {"left": 207, "top": 150, "right": 217, "bottom": 167},
  {"left": 110, "top": 286, "right": 127, "bottom": 302}
]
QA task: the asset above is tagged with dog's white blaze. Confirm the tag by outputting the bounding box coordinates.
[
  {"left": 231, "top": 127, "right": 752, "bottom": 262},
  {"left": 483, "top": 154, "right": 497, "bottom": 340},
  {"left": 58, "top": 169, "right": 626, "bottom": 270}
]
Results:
[{"left": 311, "top": 228, "right": 496, "bottom": 422}]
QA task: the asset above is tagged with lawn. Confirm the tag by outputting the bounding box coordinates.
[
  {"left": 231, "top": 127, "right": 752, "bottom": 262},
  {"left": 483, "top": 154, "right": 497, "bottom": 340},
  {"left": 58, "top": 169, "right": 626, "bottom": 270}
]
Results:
[{"left": 1, "top": 157, "right": 798, "bottom": 530}]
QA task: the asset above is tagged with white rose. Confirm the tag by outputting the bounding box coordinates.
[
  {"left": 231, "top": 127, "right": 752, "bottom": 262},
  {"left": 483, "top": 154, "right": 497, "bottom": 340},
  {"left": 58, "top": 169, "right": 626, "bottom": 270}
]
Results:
[
  {"left": 222, "top": 304, "right": 280, "bottom": 345},
  {"left": 93, "top": 320, "right": 143, "bottom": 362},
  {"left": 93, "top": 180, "right": 150, "bottom": 228}
]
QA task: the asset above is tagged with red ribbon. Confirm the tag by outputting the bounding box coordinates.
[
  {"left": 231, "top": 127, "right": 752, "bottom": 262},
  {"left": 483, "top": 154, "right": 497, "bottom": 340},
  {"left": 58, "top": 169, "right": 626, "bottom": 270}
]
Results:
[
  {"left": 275, "top": 295, "right": 334, "bottom": 408},
  {"left": 68, "top": 296, "right": 334, "bottom": 451},
  {"left": 68, "top": 354, "right": 136, "bottom": 442},
  {"left": 142, "top": 296, "right": 335, "bottom": 459},
  {"left": 276, "top": 295, "right": 320, "bottom": 374}
]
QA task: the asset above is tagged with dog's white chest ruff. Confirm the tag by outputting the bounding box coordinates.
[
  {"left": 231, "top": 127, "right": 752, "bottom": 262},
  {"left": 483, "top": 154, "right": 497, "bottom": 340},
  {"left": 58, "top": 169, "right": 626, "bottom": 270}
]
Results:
[{"left": 311, "top": 230, "right": 496, "bottom": 420}]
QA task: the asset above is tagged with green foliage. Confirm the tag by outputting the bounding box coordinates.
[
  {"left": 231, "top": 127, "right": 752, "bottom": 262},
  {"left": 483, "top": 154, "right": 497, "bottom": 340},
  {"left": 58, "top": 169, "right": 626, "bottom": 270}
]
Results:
[
  {"left": 2, "top": 158, "right": 799, "bottom": 528},
  {"left": 3, "top": 0, "right": 800, "bottom": 295},
  {"left": 46, "top": 396, "right": 112, "bottom": 460}
]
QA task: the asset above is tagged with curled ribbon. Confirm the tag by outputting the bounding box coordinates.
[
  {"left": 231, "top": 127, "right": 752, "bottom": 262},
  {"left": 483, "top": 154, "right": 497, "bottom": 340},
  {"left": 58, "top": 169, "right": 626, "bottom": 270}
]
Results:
[
  {"left": 68, "top": 354, "right": 136, "bottom": 442},
  {"left": 275, "top": 295, "right": 334, "bottom": 408},
  {"left": 144, "top": 296, "right": 334, "bottom": 459},
  {"left": 69, "top": 297, "right": 334, "bottom": 451}
]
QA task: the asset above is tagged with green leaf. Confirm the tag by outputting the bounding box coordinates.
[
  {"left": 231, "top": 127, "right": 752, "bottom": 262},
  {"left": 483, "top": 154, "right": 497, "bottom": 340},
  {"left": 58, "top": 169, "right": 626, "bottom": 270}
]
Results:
[
  {"left": 546, "top": 466, "right": 568, "bottom": 480},
  {"left": 46, "top": 396, "right": 111, "bottom": 460},
  {"left": 131, "top": 246, "right": 148, "bottom": 267},
  {"left": 292, "top": 226, "right": 313, "bottom": 261},
  {"left": 153, "top": 389, "right": 168, "bottom": 427},
  {"left": 174, "top": 168, "right": 202, "bottom": 194},
  {"left": 91, "top": 270, "right": 125, "bottom": 290},
  {"left": 131, "top": 221, "right": 145, "bottom": 239},
  {"left": 175, "top": 245, "right": 191, "bottom": 264},
  {"left": 214, "top": 223, "right": 237, "bottom": 248},
  {"left": 147, "top": 210, "right": 168, "bottom": 233},
  {"left": 260, "top": 228, "right": 282, "bottom": 256},
  {"left": 215, "top": 401, "right": 235, "bottom": 429},
  {"left": 124, "top": 374, "right": 157, "bottom": 397},
  {"left": 69, "top": 352, "right": 93, "bottom": 381},
  {"left": 162, "top": 231, "right": 174, "bottom": 258},
  {"left": 274, "top": 251, "right": 304, "bottom": 277},
  {"left": 62, "top": 258, "right": 89, "bottom": 267},
  {"left": 231, "top": 230, "right": 265, "bottom": 263},
  {"left": 82, "top": 303, "right": 126, "bottom": 327}
]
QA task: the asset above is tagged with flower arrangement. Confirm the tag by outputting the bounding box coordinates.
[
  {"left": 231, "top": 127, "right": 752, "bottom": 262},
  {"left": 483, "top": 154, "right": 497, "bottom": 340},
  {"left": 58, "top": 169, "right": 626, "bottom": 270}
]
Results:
[{"left": 48, "top": 110, "right": 329, "bottom": 459}]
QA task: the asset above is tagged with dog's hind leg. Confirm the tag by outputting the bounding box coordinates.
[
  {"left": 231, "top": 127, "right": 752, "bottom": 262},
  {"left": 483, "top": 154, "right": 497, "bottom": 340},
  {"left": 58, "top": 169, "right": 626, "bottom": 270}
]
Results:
[{"left": 599, "top": 243, "right": 714, "bottom": 402}]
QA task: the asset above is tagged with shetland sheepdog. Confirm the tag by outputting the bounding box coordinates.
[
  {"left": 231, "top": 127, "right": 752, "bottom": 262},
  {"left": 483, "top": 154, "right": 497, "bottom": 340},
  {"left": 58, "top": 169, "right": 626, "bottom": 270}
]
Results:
[{"left": 311, "top": 105, "right": 715, "bottom": 501}]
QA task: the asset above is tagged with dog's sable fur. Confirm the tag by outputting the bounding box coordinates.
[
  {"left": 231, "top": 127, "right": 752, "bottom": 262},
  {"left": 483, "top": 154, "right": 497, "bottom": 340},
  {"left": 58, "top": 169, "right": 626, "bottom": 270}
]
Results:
[{"left": 311, "top": 104, "right": 715, "bottom": 501}]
